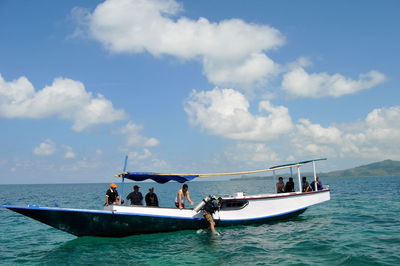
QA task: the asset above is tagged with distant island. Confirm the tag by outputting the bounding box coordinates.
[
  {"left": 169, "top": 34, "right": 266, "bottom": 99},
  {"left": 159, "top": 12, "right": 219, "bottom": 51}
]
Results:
[
  {"left": 231, "top": 159, "right": 400, "bottom": 180},
  {"left": 320, "top": 159, "right": 400, "bottom": 178}
]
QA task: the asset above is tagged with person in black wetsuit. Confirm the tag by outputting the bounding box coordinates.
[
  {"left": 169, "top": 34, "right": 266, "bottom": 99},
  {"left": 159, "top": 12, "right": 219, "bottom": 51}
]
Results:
[{"left": 202, "top": 196, "right": 223, "bottom": 235}]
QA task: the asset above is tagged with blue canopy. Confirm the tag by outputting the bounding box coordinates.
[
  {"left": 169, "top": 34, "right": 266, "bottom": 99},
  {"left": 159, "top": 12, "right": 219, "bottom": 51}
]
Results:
[{"left": 122, "top": 172, "right": 199, "bottom": 184}]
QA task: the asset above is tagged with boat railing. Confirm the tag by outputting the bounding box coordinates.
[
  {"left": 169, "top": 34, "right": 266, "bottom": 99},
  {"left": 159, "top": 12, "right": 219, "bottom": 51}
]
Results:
[{"left": 271, "top": 158, "right": 327, "bottom": 194}]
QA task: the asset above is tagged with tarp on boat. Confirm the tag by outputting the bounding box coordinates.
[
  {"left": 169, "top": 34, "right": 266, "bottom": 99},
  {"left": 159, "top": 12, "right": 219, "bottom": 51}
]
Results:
[{"left": 122, "top": 172, "right": 199, "bottom": 184}]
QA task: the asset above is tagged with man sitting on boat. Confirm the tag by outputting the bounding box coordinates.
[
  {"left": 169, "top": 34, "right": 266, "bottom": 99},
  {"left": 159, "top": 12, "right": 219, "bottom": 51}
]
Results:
[
  {"left": 284, "top": 177, "right": 295, "bottom": 192},
  {"left": 175, "top": 184, "right": 194, "bottom": 209},
  {"left": 276, "top": 177, "right": 285, "bottom": 193},
  {"left": 302, "top": 176, "right": 310, "bottom": 192},
  {"left": 105, "top": 183, "right": 120, "bottom": 206},
  {"left": 310, "top": 176, "right": 323, "bottom": 191},
  {"left": 145, "top": 187, "right": 159, "bottom": 207},
  {"left": 126, "top": 185, "right": 143, "bottom": 205}
]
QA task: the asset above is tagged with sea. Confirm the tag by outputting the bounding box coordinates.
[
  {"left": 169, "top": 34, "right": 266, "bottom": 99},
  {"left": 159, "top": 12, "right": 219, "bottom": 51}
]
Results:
[{"left": 1, "top": 176, "right": 399, "bottom": 265}]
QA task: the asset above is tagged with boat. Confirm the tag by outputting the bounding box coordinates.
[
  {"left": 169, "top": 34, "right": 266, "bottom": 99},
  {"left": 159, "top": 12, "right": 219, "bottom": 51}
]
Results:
[{"left": 3, "top": 158, "right": 330, "bottom": 237}]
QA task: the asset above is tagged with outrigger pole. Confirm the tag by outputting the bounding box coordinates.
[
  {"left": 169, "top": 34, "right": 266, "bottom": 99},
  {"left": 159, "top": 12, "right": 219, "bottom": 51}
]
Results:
[
  {"left": 119, "top": 155, "right": 128, "bottom": 205},
  {"left": 166, "top": 163, "right": 303, "bottom": 178}
]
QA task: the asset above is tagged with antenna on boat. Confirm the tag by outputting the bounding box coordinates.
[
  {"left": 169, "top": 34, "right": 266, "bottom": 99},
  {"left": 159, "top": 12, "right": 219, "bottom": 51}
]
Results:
[{"left": 120, "top": 155, "right": 128, "bottom": 205}]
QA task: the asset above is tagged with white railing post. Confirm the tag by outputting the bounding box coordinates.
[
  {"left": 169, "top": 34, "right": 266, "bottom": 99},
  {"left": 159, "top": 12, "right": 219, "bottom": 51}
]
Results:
[
  {"left": 313, "top": 160, "right": 317, "bottom": 191},
  {"left": 297, "top": 166, "right": 302, "bottom": 193},
  {"left": 273, "top": 170, "right": 276, "bottom": 194}
]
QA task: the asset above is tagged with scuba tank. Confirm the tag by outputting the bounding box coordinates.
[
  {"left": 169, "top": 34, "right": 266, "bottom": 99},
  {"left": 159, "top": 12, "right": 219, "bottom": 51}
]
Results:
[{"left": 194, "top": 195, "right": 215, "bottom": 213}]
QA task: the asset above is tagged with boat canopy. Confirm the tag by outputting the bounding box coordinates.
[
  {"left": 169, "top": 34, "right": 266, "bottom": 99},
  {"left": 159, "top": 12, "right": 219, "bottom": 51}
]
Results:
[{"left": 121, "top": 172, "right": 199, "bottom": 184}]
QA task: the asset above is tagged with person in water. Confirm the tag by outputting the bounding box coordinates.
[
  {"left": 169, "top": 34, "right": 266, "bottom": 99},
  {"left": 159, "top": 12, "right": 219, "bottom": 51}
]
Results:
[
  {"left": 126, "top": 185, "right": 143, "bottom": 205},
  {"left": 105, "top": 183, "right": 120, "bottom": 206},
  {"left": 284, "top": 177, "right": 295, "bottom": 192},
  {"left": 202, "top": 196, "right": 223, "bottom": 235},
  {"left": 276, "top": 177, "right": 285, "bottom": 193},
  {"left": 145, "top": 187, "right": 159, "bottom": 207},
  {"left": 175, "top": 184, "right": 194, "bottom": 209}
]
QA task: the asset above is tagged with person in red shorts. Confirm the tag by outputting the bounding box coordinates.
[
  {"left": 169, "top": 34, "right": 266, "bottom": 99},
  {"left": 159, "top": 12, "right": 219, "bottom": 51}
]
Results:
[{"left": 175, "top": 184, "right": 194, "bottom": 209}]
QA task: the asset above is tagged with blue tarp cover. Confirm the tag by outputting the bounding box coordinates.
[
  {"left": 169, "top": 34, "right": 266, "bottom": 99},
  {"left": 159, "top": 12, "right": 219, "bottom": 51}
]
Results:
[{"left": 122, "top": 172, "right": 199, "bottom": 184}]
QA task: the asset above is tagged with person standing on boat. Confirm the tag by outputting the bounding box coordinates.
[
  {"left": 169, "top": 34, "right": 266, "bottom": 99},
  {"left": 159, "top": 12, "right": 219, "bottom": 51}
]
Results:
[
  {"left": 284, "top": 177, "right": 295, "bottom": 192},
  {"left": 276, "top": 177, "right": 285, "bottom": 193},
  {"left": 145, "top": 187, "right": 159, "bottom": 207},
  {"left": 126, "top": 185, "right": 143, "bottom": 205},
  {"left": 105, "top": 183, "right": 120, "bottom": 206},
  {"left": 175, "top": 184, "right": 194, "bottom": 209}
]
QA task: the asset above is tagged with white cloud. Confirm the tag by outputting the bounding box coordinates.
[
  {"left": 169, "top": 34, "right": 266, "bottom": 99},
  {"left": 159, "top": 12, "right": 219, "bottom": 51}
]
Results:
[
  {"left": 60, "top": 157, "right": 100, "bottom": 172},
  {"left": 119, "top": 121, "right": 160, "bottom": 147},
  {"left": 340, "top": 106, "right": 400, "bottom": 159},
  {"left": 184, "top": 87, "right": 399, "bottom": 164},
  {"left": 203, "top": 52, "right": 280, "bottom": 89},
  {"left": 75, "top": 0, "right": 284, "bottom": 89},
  {"left": 0, "top": 74, "right": 127, "bottom": 131},
  {"left": 224, "top": 143, "right": 280, "bottom": 164},
  {"left": 128, "top": 148, "right": 152, "bottom": 161},
  {"left": 63, "top": 145, "right": 76, "bottom": 159},
  {"left": 286, "top": 56, "right": 312, "bottom": 70},
  {"left": 74, "top": 0, "right": 388, "bottom": 96},
  {"left": 115, "top": 121, "right": 165, "bottom": 172},
  {"left": 184, "top": 87, "right": 293, "bottom": 141},
  {"left": 281, "top": 67, "right": 386, "bottom": 98},
  {"left": 287, "top": 106, "right": 400, "bottom": 160},
  {"left": 127, "top": 149, "right": 167, "bottom": 171},
  {"left": 33, "top": 139, "right": 57, "bottom": 156},
  {"left": 290, "top": 119, "right": 343, "bottom": 157}
]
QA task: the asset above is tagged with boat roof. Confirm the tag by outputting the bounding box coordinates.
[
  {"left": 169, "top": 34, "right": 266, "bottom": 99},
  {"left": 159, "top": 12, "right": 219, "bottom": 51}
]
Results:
[
  {"left": 117, "top": 158, "right": 327, "bottom": 184},
  {"left": 122, "top": 172, "right": 199, "bottom": 184}
]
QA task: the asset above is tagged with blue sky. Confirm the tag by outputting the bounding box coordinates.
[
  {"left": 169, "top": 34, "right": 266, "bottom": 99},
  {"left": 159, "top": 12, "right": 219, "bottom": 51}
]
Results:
[{"left": 0, "top": 0, "right": 399, "bottom": 184}]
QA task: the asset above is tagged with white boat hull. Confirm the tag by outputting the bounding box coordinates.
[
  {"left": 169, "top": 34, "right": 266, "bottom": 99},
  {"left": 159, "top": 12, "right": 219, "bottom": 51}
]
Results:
[{"left": 4, "top": 189, "right": 330, "bottom": 237}]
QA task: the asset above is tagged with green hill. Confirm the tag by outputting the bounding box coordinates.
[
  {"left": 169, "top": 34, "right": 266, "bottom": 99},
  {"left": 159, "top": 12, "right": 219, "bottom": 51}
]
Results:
[{"left": 320, "top": 159, "right": 400, "bottom": 177}]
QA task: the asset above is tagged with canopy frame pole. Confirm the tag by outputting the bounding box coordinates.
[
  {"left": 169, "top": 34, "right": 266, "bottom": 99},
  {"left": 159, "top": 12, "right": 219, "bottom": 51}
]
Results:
[
  {"left": 120, "top": 155, "right": 128, "bottom": 205},
  {"left": 273, "top": 170, "right": 276, "bottom": 194},
  {"left": 297, "top": 166, "right": 302, "bottom": 193},
  {"left": 313, "top": 160, "right": 317, "bottom": 191}
]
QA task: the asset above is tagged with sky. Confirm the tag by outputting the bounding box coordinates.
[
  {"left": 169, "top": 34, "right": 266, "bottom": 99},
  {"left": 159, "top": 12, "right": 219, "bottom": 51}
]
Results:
[{"left": 0, "top": 0, "right": 399, "bottom": 184}]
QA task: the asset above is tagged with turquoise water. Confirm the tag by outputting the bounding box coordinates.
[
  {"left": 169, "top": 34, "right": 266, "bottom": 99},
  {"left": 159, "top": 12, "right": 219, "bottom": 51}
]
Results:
[{"left": 1, "top": 177, "right": 399, "bottom": 265}]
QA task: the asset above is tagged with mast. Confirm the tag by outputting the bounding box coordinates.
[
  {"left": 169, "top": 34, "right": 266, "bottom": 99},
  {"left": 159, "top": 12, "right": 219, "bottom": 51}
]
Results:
[{"left": 120, "top": 155, "right": 128, "bottom": 205}]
